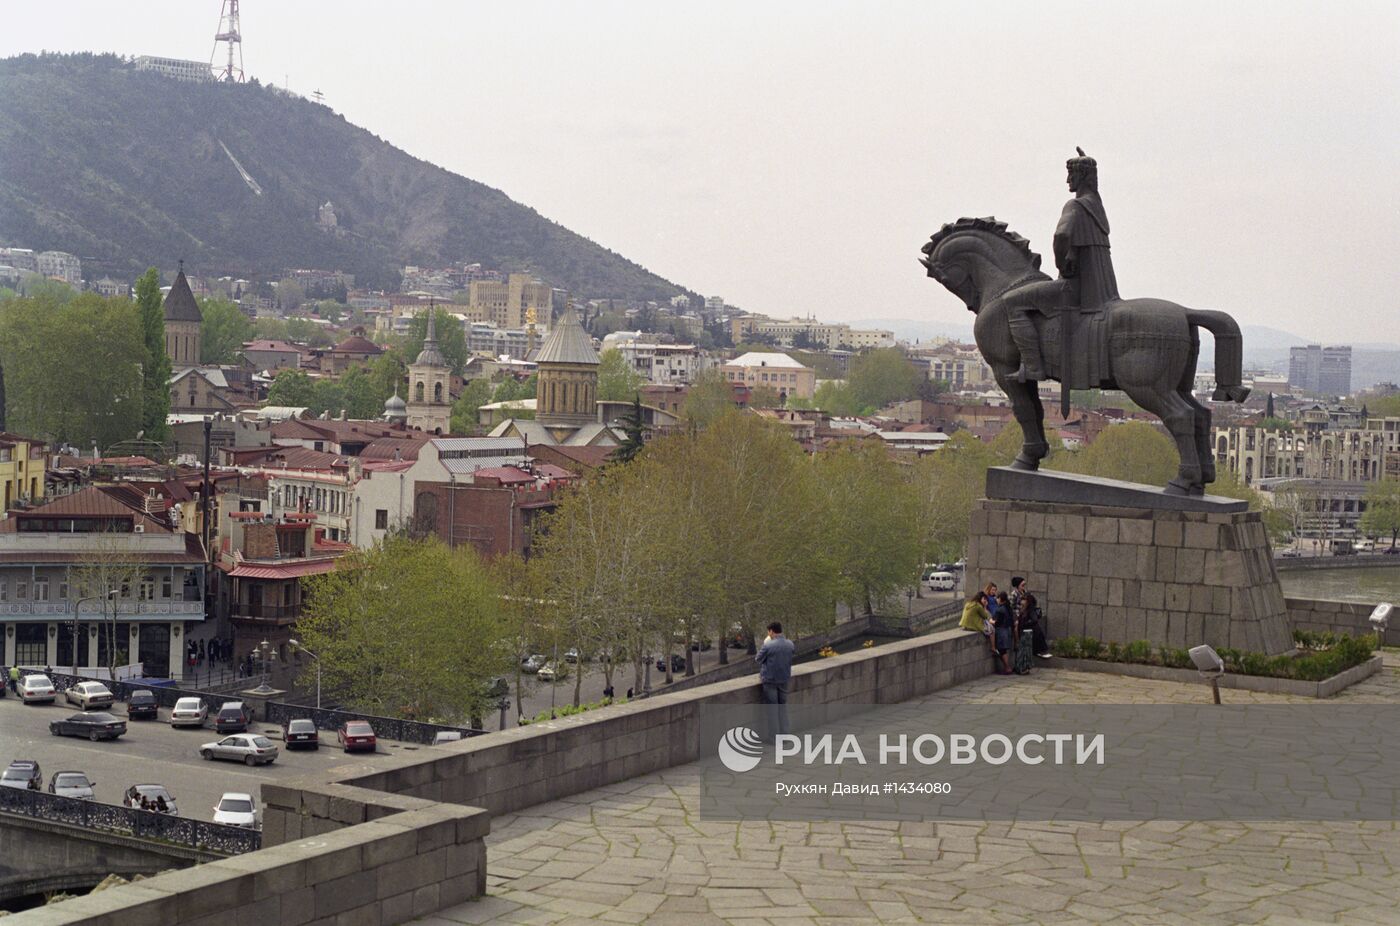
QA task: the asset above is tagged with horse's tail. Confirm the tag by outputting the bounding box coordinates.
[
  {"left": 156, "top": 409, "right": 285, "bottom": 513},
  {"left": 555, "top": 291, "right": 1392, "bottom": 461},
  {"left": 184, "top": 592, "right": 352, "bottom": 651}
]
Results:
[{"left": 1187, "top": 309, "right": 1251, "bottom": 403}]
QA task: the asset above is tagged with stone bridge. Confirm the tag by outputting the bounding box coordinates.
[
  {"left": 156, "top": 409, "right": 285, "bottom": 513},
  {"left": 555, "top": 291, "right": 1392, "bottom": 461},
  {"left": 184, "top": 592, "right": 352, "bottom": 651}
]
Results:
[{"left": 0, "top": 812, "right": 211, "bottom": 904}]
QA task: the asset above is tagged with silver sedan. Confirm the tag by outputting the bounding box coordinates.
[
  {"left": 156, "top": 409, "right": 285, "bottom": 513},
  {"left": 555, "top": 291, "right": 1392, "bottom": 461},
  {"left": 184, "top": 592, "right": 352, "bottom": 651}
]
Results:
[{"left": 198, "top": 734, "right": 279, "bottom": 766}]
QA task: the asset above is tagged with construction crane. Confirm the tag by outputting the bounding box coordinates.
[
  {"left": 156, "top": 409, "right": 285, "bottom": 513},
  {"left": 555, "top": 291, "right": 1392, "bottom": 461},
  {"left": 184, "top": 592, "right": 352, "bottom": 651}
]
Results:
[{"left": 210, "top": 0, "right": 245, "bottom": 82}]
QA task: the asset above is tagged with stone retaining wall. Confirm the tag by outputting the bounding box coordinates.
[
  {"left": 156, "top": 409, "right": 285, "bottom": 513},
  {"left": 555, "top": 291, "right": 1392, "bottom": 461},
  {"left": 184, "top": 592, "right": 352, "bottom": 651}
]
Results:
[
  {"left": 1045, "top": 654, "right": 1384, "bottom": 698},
  {"left": 15, "top": 802, "right": 489, "bottom": 926},
  {"left": 16, "top": 629, "right": 993, "bottom": 925},
  {"left": 1287, "top": 596, "right": 1398, "bottom": 646},
  {"left": 273, "top": 629, "right": 992, "bottom": 826}
]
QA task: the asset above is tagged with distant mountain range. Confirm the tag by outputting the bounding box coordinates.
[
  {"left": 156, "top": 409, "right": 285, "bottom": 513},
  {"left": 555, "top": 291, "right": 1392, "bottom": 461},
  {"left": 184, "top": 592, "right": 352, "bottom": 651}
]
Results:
[{"left": 0, "top": 53, "right": 687, "bottom": 298}]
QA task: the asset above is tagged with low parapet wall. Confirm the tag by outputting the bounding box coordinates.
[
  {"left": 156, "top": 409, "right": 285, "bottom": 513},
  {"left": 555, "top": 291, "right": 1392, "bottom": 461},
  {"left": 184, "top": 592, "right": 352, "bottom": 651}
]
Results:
[
  {"left": 16, "top": 629, "right": 992, "bottom": 925},
  {"left": 1287, "top": 596, "right": 1397, "bottom": 645}
]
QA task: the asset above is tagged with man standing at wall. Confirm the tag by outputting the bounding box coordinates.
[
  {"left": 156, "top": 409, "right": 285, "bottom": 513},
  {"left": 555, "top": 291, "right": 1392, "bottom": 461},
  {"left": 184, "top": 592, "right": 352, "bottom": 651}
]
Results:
[{"left": 756, "top": 621, "right": 794, "bottom": 742}]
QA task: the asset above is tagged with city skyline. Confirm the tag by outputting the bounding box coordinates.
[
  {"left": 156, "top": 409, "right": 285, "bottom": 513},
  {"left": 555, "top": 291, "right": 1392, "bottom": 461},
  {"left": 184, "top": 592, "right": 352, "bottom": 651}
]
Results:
[{"left": 2, "top": 2, "right": 1397, "bottom": 344}]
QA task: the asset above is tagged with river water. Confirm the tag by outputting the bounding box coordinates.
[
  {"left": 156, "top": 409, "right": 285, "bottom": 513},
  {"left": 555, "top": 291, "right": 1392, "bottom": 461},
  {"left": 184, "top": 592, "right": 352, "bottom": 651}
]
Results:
[{"left": 1277, "top": 564, "right": 1400, "bottom": 604}]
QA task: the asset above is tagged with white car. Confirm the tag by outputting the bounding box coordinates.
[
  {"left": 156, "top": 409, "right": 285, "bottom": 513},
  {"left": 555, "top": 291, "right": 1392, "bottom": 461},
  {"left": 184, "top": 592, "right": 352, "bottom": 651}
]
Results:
[
  {"left": 538, "top": 661, "right": 565, "bottom": 682},
  {"left": 212, "top": 792, "right": 259, "bottom": 829},
  {"left": 170, "top": 697, "right": 208, "bottom": 728},
  {"left": 521, "top": 654, "right": 546, "bottom": 674},
  {"left": 65, "top": 681, "right": 114, "bottom": 711},
  {"left": 18, "top": 674, "right": 56, "bottom": 704}
]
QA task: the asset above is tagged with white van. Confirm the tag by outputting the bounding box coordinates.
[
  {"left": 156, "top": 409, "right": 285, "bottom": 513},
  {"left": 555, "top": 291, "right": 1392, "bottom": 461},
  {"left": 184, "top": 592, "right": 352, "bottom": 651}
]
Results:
[
  {"left": 1355, "top": 539, "right": 1375, "bottom": 553},
  {"left": 923, "top": 571, "right": 956, "bottom": 593}
]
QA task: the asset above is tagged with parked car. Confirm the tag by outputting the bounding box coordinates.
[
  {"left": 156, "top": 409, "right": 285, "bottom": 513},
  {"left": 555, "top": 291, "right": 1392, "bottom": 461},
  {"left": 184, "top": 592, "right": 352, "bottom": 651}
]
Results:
[
  {"left": 17, "top": 674, "right": 56, "bottom": 704},
  {"left": 282, "top": 718, "right": 319, "bottom": 750},
  {"left": 213, "top": 792, "right": 259, "bottom": 829},
  {"left": 213, "top": 702, "right": 253, "bottom": 734},
  {"left": 521, "top": 654, "right": 547, "bottom": 674},
  {"left": 655, "top": 653, "right": 687, "bottom": 674},
  {"left": 50, "top": 711, "right": 127, "bottom": 742},
  {"left": 65, "top": 681, "right": 115, "bottom": 711},
  {"left": 537, "top": 661, "right": 566, "bottom": 682},
  {"left": 432, "top": 731, "right": 463, "bottom": 746},
  {"left": 1279, "top": 548, "right": 1302, "bottom": 558},
  {"left": 200, "top": 734, "right": 278, "bottom": 766},
  {"left": 126, "top": 689, "right": 159, "bottom": 720},
  {"left": 0, "top": 760, "right": 42, "bottom": 791},
  {"left": 123, "top": 783, "right": 178, "bottom": 815},
  {"left": 563, "top": 648, "right": 586, "bottom": 663},
  {"left": 48, "top": 771, "right": 95, "bottom": 800},
  {"left": 1385, "top": 546, "right": 1400, "bottom": 556},
  {"left": 170, "top": 697, "right": 208, "bottom": 728},
  {"left": 338, "top": 720, "right": 377, "bottom": 753}
]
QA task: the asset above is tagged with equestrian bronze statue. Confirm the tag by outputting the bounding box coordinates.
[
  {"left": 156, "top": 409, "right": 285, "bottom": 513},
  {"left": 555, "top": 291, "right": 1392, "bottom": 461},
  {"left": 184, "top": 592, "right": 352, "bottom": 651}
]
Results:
[{"left": 919, "top": 150, "right": 1250, "bottom": 497}]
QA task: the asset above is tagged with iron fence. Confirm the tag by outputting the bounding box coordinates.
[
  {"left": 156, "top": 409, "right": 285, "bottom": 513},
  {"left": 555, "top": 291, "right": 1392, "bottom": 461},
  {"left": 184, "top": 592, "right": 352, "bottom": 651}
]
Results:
[
  {"left": 0, "top": 786, "right": 260, "bottom": 855},
  {"left": 42, "top": 671, "right": 244, "bottom": 714}
]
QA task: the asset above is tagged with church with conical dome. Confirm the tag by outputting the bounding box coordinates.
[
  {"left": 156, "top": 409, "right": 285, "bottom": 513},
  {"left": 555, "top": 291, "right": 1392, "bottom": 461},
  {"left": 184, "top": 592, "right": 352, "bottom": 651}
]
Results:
[{"left": 490, "top": 307, "right": 619, "bottom": 447}]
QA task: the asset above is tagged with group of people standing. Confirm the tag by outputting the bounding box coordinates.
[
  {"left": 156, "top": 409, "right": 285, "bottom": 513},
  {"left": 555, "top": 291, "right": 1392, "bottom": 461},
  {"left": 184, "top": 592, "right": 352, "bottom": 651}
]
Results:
[
  {"left": 186, "top": 638, "right": 231, "bottom": 669},
  {"left": 960, "top": 576, "right": 1051, "bottom": 675}
]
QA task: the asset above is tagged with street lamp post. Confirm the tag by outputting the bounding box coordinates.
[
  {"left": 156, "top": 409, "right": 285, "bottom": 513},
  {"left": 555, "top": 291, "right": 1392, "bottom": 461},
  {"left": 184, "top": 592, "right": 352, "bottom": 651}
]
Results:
[
  {"left": 250, "top": 639, "right": 275, "bottom": 695},
  {"left": 288, "top": 639, "right": 321, "bottom": 709}
]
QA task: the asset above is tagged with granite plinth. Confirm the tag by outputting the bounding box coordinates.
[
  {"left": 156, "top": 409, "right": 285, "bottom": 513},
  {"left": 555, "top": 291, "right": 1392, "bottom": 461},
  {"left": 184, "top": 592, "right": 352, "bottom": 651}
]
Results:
[
  {"left": 967, "top": 497, "right": 1294, "bottom": 655},
  {"left": 986, "top": 466, "right": 1249, "bottom": 514}
]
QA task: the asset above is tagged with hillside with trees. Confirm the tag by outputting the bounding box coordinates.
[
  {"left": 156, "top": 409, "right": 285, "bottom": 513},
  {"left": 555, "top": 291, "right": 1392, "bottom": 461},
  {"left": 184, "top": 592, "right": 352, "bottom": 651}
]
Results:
[{"left": 0, "top": 53, "right": 688, "bottom": 299}]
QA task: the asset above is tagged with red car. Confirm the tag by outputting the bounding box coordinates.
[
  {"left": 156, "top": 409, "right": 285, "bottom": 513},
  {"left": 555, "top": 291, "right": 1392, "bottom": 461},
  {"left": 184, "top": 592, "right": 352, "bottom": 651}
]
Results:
[{"left": 337, "top": 720, "right": 376, "bottom": 754}]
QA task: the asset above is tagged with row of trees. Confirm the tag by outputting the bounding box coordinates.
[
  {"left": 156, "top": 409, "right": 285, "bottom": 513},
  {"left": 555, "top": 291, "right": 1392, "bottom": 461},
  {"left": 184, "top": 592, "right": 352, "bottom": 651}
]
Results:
[{"left": 295, "top": 411, "right": 928, "bottom": 721}]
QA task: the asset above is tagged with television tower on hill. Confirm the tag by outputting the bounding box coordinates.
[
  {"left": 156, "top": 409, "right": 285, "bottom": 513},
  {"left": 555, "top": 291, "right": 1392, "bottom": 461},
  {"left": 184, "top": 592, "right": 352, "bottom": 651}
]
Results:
[{"left": 210, "top": 0, "right": 245, "bottom": 82}]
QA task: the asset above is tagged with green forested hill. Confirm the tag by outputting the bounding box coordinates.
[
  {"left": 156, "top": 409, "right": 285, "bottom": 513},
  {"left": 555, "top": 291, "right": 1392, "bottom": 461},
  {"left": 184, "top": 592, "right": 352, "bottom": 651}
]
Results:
[{"left": 0, "top": 53, "right": 685, "bottom": 297}]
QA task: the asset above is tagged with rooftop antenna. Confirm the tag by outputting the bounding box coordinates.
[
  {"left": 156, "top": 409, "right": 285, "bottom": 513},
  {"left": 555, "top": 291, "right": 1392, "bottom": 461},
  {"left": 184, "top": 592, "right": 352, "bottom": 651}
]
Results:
[
  {"left": 312, "top": 89, "right": 324, "bottom": 104},
  {"left": 211, "top": 0, "right": 245, "bottom": 82}
]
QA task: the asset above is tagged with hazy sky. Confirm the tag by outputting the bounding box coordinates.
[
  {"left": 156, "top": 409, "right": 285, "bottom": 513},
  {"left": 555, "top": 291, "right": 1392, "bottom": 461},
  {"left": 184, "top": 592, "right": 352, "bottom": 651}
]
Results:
[{"left": 6, "top": 2, "right": 1398, "bottom": 341}]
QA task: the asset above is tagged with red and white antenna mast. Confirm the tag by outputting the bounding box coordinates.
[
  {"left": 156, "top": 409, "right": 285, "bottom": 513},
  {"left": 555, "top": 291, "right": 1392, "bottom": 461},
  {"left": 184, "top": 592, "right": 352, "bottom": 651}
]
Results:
[{"left": 210, "top": 0, "right": 245, "bottom": 82}]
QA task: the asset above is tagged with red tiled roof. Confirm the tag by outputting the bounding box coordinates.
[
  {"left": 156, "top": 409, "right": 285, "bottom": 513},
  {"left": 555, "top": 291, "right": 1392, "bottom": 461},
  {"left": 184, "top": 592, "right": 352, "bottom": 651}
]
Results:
[
  {"left": 533, "top": 464, "right": 574, "bottom": 480},
  {"left": 227, "top": 558, "right": 341, "bottom": 579},
  {"left": 359, "top": 437, "right": 427, "bottom": 461},
  {"left": 234, "top": 447, "right": 352, "bottom": 472},
  {"left": 474, "top": 466, "right": 534, "bottom": 484},
  {"left": 331, "top": 335, "right": 383, "bottom": 355},
  {"left": 9, "top": 487, "right": 172, "bottom": 532}
]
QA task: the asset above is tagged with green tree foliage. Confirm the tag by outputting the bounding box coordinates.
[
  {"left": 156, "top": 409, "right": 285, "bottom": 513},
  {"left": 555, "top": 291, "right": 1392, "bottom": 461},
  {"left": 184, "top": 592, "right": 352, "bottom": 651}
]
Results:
[
  {"left": 297, "top": 537, "right": 510, "bottom": 721},
  {"left": 1361, "top": 480, "right": 1400, "bottom": 548},
  {"left": 1046, "top": 422, "right": 1180, "bottom": 486},
  {"left": 0, "top": 292, "right": 145, "bottom": 448},
  {"left": 199, "top": 298, "right": 254, "bottom": 365},
  {"left": 680, "top": 369, "right": 735, "bottom": 426},
  {"left": 808, "top": 380, "right": 862, "bottom": 416},
  {"left": 1258, "top": 417, "right": 1294, "bottom": 431},
  {"left": 404, "top": 307, "right": 469, "bottom": 375},
  {"left": 286, "top": 317, "right": 334, "bottom": 347},
  {"left": 847, "top": 348, "right": 922, "bottom": 412},
  {"left": 815, "top": 440, "right": 921, "bottom": 615},
  {"left": 749, "top": 384, "right": 784, "bottom": 408},
  {"left": 134, "top": 268, "right": 170, "bottom": 443},
  {"left": 910, "top": 431, "right": 1014, "bottom": 561},
  {"left": 450, "top": 379, "right": 493, "bottom": 435},
  {"left": 266, "top": 369, "right": 316, "bottom": 408},
  {"left": 614, "top": 396, "right": 646, "bottom": 463},
  {"left": 492, "top": 375, "right": 536, "bottom": 403},
  {"left": 597, "top": 348, "right": 645, "bottom": 402},
  {"left": 1367, "top": 395, "right": 1400, "bottom": 419},
  {"left": 253, "top": 317, "right": 290, "bottom": 341}
]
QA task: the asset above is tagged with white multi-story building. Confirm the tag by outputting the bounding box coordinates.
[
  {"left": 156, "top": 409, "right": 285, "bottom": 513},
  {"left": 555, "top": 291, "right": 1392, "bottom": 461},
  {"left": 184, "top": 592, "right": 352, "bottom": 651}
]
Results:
[
  {"left": 467, "top": 323, "right": 538, "bottom": 361},
  {"left": 134, "top": 56, "right": 213, "bottom": 82},
  {"left": 0, "top": 248, "right": 37, "bottom": 273},
  {"left": 37, "top": 251, "right": 81, "bottom": 286},
  {"left": 615, "top": 342, "right": 708, "bottom": 384}
]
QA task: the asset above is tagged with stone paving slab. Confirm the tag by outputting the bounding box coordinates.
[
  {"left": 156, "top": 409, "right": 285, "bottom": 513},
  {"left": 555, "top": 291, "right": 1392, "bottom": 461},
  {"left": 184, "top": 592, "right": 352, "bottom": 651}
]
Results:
[{"left": 424, "top": 666, "right": 1400, "bottom": 924}]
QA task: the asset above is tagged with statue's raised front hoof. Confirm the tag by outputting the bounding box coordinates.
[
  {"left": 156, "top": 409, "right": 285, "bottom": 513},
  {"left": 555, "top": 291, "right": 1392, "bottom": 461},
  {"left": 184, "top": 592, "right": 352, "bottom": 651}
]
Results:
[{"left": 1011, "top": 455, "right": 1041, "bottom": 472}]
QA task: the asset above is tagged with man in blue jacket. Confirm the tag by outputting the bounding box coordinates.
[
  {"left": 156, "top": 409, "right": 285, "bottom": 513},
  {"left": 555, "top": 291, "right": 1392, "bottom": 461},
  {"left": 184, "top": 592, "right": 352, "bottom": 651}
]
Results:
[{"left": 756, "top": 621, "right": 795, "bottom": 741}]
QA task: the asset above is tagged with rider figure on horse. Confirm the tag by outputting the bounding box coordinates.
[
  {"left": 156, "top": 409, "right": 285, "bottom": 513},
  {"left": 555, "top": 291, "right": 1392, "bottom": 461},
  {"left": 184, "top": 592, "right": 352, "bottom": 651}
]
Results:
[{"left": 1010, "top": 148, "right": 1119, "bottom": 383}]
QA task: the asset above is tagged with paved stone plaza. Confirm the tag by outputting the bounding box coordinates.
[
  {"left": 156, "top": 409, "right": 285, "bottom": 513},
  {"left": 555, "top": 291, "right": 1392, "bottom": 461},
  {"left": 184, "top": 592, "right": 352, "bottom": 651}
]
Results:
[{"left": 417, "top": 666, "right": 1400, "bottom": 925}]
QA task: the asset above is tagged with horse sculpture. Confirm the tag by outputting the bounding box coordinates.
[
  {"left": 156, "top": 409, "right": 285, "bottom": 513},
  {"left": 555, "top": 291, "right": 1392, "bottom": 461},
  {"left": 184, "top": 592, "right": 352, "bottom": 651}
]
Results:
[{"left": 920, "top": 217, "right": 1250, "bottom": 496}]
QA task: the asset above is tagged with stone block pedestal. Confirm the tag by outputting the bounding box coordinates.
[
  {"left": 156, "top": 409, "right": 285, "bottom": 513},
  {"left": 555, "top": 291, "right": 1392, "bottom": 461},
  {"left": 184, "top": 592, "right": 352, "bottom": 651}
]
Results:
[{"left": 967, "top": 497, "right": 1294, "bottom": 655}]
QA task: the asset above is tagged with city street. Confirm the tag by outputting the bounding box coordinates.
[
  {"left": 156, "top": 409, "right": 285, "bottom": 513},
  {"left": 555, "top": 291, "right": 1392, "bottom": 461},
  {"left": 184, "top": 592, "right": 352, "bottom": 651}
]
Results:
[{"left": 0, "top": 695, "right": 419, "bottom": 824}]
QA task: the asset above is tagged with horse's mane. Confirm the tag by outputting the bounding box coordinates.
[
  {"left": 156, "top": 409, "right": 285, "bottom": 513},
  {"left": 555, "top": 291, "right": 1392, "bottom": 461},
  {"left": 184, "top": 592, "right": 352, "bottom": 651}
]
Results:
[{"left": 924, "top": 216, "right": 1042, "bottom": 269}]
